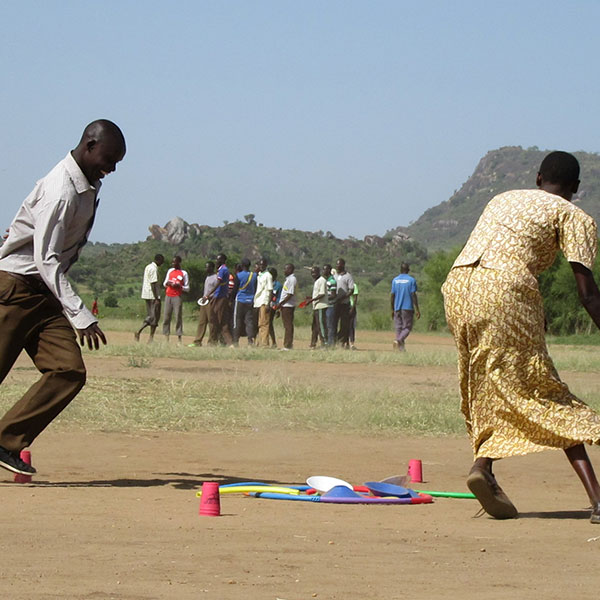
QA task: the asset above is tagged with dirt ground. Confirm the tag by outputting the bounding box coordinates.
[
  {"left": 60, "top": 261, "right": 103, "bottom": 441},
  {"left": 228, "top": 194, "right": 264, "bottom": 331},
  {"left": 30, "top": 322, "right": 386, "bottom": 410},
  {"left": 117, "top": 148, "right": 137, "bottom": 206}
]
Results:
[{"left": 1, "top": 332, "right": 600, "bottom": 599}]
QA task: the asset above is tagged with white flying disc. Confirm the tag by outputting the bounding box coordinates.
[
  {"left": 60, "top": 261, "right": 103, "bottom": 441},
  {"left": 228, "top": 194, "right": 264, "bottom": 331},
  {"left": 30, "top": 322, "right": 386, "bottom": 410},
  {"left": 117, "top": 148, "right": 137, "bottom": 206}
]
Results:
[
  {"left": 197, "top": 298, "right": 209, "bottom": 306},
  {"left": 306, "top": 475, "right": 353, "bottom": 493}
]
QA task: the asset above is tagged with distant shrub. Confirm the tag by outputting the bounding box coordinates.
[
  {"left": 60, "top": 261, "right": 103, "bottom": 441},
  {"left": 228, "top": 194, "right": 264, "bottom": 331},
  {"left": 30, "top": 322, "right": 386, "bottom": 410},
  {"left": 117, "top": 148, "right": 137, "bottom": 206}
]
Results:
[
  {"left": 104, "top": 295, "right": 119, "bottom": 308},
  {"left": 365, "top": 311, "right": 391, "bottom": 331}
]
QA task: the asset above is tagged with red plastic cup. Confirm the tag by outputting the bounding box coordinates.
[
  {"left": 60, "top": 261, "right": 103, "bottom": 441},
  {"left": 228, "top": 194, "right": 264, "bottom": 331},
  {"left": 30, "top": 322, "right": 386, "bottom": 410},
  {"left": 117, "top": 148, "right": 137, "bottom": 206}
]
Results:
[
  {"left": 199, "top": 482, "right": 221, "bottom": 516},
  {"left": 14, "top": 449, "right": 33, "bottom": 484},
  {"left": 408, "top": 459, "right": 423, "bottom": 483}
]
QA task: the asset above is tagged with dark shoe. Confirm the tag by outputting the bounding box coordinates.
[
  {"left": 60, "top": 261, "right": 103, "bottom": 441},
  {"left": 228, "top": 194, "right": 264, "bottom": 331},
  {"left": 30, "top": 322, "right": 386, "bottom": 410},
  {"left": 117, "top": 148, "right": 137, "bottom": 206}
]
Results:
[
  {"left": 591, "top": 505, "right": 600, "bottom": 524},
  {"left": 0, "top": 446, "right": 37, "bottom": 476},
  {"left": 467, "top": 468, "right": 517, "bottom": 519}
]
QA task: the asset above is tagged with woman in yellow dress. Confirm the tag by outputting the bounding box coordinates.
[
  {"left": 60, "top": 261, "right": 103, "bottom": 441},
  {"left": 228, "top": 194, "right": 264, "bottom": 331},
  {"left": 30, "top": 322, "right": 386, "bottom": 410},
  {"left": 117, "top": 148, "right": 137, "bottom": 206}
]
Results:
[{"left": 442, "top": 151, "right": 600, "bottom": 522}]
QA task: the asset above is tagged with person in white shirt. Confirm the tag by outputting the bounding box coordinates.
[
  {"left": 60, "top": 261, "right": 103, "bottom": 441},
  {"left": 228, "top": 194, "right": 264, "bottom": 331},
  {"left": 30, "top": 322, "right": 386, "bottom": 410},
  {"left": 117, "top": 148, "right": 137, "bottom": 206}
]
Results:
[
  {"left": 334, "top": 258, "right": 355, "bottom": 349},
  {"left": 275, "top": 263, "right": 298, "bottom": 350},
  {"left": 135, "top": 254, "right": 165, "bottom": 343},
  {"left": 0, "top": 119, "right": 125, "bottom": 476},
  {"left": 253, "top": 258, "right": 273, "bottom": 347},
  {"left": 307, "top": 266, "right": 328, "bottom": 348}
]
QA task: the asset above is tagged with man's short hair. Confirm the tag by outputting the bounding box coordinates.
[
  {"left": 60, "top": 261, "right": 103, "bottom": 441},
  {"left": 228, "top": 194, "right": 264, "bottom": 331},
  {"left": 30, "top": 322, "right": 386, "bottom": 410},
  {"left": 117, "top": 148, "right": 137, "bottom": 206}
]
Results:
[
  {"left": 538, "top": 151, "right": 580, "bottom": 186},
  {"left": 206, "top": 261, "right": 215, "bottom": 271},
  {"left": 154, "top": 254, "right": 164, "bottom": 262},
  {"left": 217, "top": 253, "right": 227, "bottom": 262},
  {"left": 241, "top": 258, "right": 251, "bottom": 268}
]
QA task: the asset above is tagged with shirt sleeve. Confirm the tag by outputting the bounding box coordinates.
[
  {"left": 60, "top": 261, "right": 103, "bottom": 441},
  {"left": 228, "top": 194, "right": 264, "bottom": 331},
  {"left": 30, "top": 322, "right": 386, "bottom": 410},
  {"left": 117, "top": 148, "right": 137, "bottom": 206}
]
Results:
[
  {"left": 32, "top": 195, "right": 96, "bottom": 330},
  {"left": 182, "top": 270, "right": 190, "bottom": 292},
  {"left": 286, "top": 277, "right": 296, "bottom": 295},
  {"left": 148, "top": 263, "right": 158, "bottom": 284},
  {"left": 559, "top": 209, "right": 598, "bottom": 270},
  {"left": 163, "top": 268, "right": 173, "bottom": 287}
]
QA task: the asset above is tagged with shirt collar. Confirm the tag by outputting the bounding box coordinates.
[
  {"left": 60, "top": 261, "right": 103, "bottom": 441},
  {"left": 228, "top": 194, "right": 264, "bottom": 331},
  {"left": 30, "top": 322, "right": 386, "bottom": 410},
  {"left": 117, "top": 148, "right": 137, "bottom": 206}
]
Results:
[{"left": 64, "top": 152, "right": 102, "bottom": 195}]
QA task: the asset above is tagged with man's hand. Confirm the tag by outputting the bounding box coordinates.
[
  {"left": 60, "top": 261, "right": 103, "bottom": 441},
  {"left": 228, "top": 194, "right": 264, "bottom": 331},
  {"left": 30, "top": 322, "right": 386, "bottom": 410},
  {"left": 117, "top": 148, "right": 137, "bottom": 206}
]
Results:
[
  {"left": 415, "top": 309, "right": 421, "bottom": 320},
  {"left": 77, "top": 323, "right": 107, "bottom": 350}
]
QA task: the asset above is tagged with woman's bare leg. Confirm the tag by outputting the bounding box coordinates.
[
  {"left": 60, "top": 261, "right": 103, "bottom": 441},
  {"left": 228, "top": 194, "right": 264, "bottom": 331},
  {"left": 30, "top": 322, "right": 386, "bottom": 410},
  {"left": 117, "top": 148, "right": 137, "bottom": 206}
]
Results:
[{"left": 564, "top": 444, "right": 600, "bottom": 522}]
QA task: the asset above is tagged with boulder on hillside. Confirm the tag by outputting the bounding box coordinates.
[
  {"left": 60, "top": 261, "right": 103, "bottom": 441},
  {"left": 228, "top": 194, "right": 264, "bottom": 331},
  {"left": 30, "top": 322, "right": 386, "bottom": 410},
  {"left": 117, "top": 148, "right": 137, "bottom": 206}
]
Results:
[
  {"left": 148, "top": 217, "right": 201, "bottom": 244},
  {"left": 363, "top": 234, "right": 385, "bottom": 248}
]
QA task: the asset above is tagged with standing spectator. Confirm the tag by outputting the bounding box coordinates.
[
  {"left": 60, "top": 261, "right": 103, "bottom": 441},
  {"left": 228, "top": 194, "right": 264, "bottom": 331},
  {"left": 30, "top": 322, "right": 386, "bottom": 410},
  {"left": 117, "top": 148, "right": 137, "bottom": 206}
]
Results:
[
  {"left": 335, "top": 258, "right": 354, "bottom": 349},
  {"left": 135, "top": 253, "right": 164, "bottom": 343},
  {"left": 323, "top": 264, "right": 337, "bottom": 347},
  {"left": 204, "top": 253, "right": 233, "bottom": 347},
  {"left": 391, "top": 262, "right": 420, "bottom": 351},
  {"left": 254, "top": 258, "right": 273, "bottom": 347},
  {"left": 275, "top": 263, "right": 297, "bottom": 350},
  {"left": 233, "top": 258, "right": 257, "bottom": 346},
  {"left": 0, "top": 119, "right": 125, "bottom": 475},
  {"left": 228, "top": 264, "right": 240, "bottom": 336},
  {"left": 268, "top": 267, "right": 282, "bottom": 348},
  {"left": 348, "top": 281, "right": 359, "bottom": 350},
  {"left": 308, "top": 266, "right": 328, "bottom": 349},
  {"left": 162, "top": 256, "right": 189, "bottom": 344},
  {"left": 188, "top": 261, "right": 216, "bottom": 347}
]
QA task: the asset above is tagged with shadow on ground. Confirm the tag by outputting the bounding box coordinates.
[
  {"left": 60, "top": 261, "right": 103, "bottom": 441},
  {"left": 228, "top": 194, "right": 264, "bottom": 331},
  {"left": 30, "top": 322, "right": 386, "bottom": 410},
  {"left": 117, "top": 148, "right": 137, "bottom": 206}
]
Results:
[{"left": 0, "top": 473, "right": 285, "bottom": 490}]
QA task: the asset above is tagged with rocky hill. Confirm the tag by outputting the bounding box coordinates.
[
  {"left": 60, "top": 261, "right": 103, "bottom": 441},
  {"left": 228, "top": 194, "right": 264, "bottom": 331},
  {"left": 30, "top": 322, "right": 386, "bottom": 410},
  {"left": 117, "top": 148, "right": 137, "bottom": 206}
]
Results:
[
  {"left": 391, "top": 146, "right": 600, "bottom": 250},
  {"left": 73, "top": 216, "right": 427, "bottom": 298}
]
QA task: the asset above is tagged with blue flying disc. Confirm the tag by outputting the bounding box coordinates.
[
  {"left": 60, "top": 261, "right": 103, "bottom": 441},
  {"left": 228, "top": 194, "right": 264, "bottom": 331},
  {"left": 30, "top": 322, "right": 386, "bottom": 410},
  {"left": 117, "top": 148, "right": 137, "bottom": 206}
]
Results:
[
  {"left": 322, "top": 485, "right": 362, "bottom": 499},
  {"left": 364, "top": 481, "right": 419, "bottom": 498}
]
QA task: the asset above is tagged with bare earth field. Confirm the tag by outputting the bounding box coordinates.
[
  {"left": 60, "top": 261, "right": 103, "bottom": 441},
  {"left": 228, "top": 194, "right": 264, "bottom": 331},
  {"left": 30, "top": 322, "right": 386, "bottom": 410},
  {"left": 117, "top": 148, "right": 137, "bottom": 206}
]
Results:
[{"left": 1, "top": 331, "right": 600, "bottom": 599}]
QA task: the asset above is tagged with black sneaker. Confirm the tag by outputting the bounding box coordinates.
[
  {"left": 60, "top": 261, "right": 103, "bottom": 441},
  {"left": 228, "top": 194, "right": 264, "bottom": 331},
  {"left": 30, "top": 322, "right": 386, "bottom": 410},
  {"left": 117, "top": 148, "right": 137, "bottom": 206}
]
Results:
[{"left": 0, "top": 446, "right": 36, "bottom": 475}]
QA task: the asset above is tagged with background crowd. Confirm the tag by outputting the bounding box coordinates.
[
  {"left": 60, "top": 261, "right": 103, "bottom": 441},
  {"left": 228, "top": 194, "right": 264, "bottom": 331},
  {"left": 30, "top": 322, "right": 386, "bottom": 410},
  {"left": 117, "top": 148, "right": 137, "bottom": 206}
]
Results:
[{"left": 134, "top": 254, "right": 420, "bottom": 351}]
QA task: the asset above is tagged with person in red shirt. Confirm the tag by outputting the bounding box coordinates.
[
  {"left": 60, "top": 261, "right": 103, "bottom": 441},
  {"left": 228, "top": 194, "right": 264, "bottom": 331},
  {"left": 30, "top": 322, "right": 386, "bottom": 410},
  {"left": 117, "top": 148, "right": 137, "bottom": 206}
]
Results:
[{"left": 162, "top": 256, "right": 189, "bottom": 344}]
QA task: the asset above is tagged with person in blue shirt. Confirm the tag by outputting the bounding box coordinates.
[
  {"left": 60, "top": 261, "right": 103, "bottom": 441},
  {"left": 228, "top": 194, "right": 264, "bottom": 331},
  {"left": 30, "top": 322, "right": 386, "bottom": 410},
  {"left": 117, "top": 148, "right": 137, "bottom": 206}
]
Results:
[
  {"left": 391, "top": 262, "right": 420, "bottom": 351},
  {"left": 233, "top": 258, "right": 257, "bottom": 346},
  {"left": 203, "top": 253, "right": 233, "bottom": 346}
]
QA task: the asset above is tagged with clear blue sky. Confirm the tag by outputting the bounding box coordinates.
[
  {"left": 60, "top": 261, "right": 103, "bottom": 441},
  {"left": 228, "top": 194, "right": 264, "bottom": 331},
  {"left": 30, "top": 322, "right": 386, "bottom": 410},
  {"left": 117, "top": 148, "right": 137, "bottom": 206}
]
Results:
[{"left": 1, "top": 1, "right": 599, "bottom": 243}]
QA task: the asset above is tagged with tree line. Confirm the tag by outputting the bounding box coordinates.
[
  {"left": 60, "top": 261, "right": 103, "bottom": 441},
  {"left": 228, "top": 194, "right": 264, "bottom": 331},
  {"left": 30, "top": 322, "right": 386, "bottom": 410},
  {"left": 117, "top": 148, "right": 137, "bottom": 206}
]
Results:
[{"left": 421, "top": 247, "right": 600, "bottom": 336}]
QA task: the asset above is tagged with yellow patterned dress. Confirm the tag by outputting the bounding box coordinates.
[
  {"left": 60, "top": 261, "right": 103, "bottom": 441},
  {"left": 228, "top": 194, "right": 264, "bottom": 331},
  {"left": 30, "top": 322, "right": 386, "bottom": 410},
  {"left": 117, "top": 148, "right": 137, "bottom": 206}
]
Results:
[{"left": 442, "top": 189, "right": 600, "bottom": 459}]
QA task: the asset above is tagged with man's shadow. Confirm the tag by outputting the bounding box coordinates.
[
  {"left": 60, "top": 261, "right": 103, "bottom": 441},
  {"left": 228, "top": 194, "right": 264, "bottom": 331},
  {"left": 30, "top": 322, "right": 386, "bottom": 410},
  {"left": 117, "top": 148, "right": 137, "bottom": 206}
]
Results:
[{"left": 2, "top": 473, "right": 285, "bottom": 490}]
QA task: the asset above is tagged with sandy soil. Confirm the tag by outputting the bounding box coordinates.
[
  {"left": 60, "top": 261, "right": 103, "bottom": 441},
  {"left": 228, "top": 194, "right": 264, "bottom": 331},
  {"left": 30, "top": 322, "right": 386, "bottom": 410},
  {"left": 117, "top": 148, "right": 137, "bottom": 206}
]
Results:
[{"left": 1, "top": 331, "right": 600, "bottom": 599}]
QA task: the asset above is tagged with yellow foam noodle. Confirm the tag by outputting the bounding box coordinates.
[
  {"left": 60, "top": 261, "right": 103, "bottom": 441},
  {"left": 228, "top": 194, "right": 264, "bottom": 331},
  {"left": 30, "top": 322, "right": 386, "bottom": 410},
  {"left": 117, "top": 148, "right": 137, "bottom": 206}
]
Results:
[{"left": 196, "top": 486, "right": 300, "bottom": 497}]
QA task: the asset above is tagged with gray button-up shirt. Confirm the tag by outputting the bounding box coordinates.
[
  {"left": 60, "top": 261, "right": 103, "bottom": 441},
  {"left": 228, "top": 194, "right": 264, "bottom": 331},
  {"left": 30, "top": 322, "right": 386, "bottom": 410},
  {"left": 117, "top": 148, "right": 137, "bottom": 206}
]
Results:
[{"left": 0, "top": 152, "right": 101, "bottom": 329}]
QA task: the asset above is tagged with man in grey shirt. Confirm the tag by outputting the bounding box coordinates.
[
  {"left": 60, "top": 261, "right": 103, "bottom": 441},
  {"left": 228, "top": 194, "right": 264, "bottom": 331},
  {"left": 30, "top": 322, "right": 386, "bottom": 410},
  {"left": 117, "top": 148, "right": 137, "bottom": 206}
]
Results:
[
  {"left": 335, "top": 258, "right": 355, "bottom": 349},
  {"left": 189, "top": 261, "right": 217, "bottom": 347},
  {"left": 0, "top": 119, "right": 126, "bottom": 476}
]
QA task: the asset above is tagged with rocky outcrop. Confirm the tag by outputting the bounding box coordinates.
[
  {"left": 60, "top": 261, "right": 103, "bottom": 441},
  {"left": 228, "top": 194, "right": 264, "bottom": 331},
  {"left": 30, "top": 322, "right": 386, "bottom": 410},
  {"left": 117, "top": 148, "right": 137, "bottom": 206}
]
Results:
[{"left": 148, "top": 217, "right": 202, "bottom": 244}]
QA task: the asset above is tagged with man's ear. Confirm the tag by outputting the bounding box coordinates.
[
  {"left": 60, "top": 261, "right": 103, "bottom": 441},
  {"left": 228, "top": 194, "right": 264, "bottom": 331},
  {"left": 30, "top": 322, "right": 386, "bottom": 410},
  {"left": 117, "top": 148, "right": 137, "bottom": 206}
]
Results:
[
  {"left": 572, "top": 179, "right": 580, "bottom": 194},
  {"left": 535, "top": 172, "right": 543, "bottom": 188},
  {"left": 86, "top": 139, "right": 97, "bottom": 152}
]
